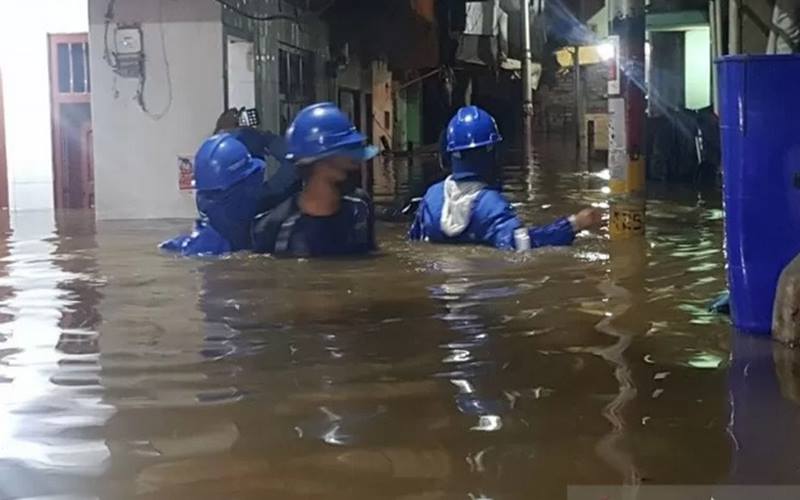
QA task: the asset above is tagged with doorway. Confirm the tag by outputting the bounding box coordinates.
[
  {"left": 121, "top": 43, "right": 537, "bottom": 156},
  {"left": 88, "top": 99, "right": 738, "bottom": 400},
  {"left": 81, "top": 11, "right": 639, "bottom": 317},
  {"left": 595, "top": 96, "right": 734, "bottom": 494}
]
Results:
[
  {"left": 338, "top": 88, "right": 362, "bottom": 131},
  {"left": 225, "top": 35, "right": 256, "bottom": 112},
  {"left": 48, "top": 33, "right": 93, "bottom": 210}
]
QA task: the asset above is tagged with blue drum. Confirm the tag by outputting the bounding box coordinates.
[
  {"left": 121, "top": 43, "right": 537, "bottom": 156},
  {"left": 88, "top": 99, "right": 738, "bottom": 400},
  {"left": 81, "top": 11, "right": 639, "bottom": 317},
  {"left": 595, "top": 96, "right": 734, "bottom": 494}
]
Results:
[{"left": 717, "top": 55, "right": 800, "bottom": 334}]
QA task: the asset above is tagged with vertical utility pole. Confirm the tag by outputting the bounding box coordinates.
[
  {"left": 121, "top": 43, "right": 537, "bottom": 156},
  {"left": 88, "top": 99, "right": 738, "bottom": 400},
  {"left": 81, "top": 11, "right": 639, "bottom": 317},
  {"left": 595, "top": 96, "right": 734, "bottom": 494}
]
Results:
[
  {"left": 608, "top": 0, "right": 646, "bottom": 238},
  {"left": 574, "top": 46, "right": 585, "bottom": 151},
  {"left": 575, "top": 0, "right": 587, "bottom": 163},
  {"left": 521, "top": 0, "right": 534, "bottom": 166},
  {"left": 709, "top": 0, "right": 719, "bottom": 114},
  {"left": 729, "top": 0, "right": 741, "bottom": 54}
]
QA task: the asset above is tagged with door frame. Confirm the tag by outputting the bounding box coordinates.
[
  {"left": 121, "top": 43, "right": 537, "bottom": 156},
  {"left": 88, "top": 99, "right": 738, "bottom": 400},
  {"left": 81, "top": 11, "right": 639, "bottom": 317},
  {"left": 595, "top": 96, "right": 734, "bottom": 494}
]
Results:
[
  {"left": 0, "top": 67, "right": 8, "bottom": 209},
  {"left": 48, "top": 33, "right": 91, "bottom": 210}
]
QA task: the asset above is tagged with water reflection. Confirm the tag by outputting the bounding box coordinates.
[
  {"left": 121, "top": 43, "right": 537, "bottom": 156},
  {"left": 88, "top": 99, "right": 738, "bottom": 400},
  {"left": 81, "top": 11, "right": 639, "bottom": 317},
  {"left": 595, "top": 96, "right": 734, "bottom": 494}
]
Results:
[
  {"left": 0, "top": 211, "right": 111, "bottom": 499},
  {"left": 0, "top": 142, "right": 799, "bottom": 498},
  {"left": 727, "top": 334, "right": 800, "bottom": 484},
  {"left": 429, "top": 256, "right": 515, "bottom": 433},
  {"left": 593, "top": 239, "right": 647, "bottom": 486}
]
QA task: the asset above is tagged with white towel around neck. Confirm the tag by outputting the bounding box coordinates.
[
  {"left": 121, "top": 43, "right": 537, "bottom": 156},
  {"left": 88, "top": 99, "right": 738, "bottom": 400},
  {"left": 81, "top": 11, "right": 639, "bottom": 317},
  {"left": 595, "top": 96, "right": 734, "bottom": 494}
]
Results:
[{"left": 440, "top": 176, "right": 486, "bottom": 237}]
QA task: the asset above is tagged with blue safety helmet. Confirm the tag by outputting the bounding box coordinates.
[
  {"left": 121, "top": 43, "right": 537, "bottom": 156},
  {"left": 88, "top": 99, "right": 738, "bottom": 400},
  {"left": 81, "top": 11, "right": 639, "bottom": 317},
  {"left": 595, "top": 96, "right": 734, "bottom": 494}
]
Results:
[
  {"left": 446, "top": 106, "right": 503, "bottom": 153},
  {"left": 194, "top": 133, "right": 265, "bottom": 191},
  {"left": 285, "top": 102, "right": 378, "bottom": 166}
]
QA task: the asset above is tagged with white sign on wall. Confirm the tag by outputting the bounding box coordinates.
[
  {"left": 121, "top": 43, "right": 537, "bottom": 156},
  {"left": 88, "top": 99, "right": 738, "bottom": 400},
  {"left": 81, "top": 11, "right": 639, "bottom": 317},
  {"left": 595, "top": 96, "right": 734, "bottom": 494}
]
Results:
[{"left": 178, "top": 156, "right": 195, "bottom": 191}]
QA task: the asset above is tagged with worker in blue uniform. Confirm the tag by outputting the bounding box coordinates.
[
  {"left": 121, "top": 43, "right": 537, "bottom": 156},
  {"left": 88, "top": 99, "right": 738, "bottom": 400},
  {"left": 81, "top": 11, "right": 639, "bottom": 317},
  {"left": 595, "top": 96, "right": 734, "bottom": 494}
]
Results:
[
  {"left": 409, "top": 106, "right": 601, "bottom": 250},
  {"left": 250, "top": 102, "right": 379, "bottom": 257},
  {"left": 214, "top": 111, "right": 302, "bottom": 212},
  {"left": 160, "top": 133, "right": 272, "bottom": 256}
]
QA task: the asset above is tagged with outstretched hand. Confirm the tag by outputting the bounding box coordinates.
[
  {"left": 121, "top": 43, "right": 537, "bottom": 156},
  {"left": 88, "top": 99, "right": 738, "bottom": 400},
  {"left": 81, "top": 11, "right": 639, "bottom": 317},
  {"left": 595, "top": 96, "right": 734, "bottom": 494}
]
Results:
[{"left": 573, "top": 208, "right": 603, "bottom": 231}]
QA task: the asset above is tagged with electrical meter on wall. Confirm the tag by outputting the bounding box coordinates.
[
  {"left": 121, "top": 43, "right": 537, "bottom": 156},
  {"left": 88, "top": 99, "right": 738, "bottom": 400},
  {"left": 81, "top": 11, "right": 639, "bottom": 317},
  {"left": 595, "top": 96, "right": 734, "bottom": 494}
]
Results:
[{"left": 114, "top": 25, "right": 144, "bottom": 78}]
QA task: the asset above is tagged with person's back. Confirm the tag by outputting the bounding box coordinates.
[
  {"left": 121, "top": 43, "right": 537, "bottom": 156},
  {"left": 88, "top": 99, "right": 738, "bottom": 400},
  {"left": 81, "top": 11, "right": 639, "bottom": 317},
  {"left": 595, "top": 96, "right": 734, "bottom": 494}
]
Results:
[{"left": 410, "top": 106, "right": 599, "bottom": 251}]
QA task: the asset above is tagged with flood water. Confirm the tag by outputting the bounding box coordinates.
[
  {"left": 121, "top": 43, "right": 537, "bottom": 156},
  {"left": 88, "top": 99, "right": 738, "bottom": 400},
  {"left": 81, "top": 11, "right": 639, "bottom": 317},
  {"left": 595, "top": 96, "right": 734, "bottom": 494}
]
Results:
[{"left": 2, "top": 139, "right": 800, "bottom": 499}]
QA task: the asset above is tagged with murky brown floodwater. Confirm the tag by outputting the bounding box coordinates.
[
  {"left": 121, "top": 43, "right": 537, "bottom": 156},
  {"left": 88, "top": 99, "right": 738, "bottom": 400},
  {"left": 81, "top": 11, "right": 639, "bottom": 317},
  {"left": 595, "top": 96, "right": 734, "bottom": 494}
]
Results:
[{"left": 2, "top": 138, "right": 800, "bottom": 500}]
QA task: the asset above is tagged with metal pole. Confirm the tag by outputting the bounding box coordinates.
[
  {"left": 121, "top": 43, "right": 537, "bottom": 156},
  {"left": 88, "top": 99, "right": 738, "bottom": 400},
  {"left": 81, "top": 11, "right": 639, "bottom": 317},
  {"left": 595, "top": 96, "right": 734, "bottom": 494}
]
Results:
[
  {"left": 574, "top": 46, "right": 582, "bottom": 148},
  {"left": 715, "top": 0, "right": 724, "bottom": 57},
  {"left": 729, "top": 0, "right": 740, "bottom": 54},
  {"left": 574, "top": 45, "right": 588, "bottom": 167},
  {"left": 608, "top": 0, "right": 647, "bottom": 239},
  {"left": 521, "top": 0, "right": 534, "bottom": 166}
]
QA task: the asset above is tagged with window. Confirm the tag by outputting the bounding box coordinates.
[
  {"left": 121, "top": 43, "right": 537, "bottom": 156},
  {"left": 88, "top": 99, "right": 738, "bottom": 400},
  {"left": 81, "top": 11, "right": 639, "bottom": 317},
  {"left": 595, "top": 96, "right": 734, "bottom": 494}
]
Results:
[
  {"left": 56, "top": 41, "right": 90, "bottom": 94},
  {"left": 278, "top": 45, "right": 315, "bottom": 103},
  {"left": 279, "top": 49, "right": 289, "bottom": 96}
]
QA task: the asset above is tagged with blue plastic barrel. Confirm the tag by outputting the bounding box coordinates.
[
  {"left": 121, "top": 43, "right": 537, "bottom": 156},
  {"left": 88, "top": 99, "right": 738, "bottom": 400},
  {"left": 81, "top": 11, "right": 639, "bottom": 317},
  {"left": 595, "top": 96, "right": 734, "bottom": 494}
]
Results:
[{"left": 717, "top": 55, "right": 800, "bottom": 334}]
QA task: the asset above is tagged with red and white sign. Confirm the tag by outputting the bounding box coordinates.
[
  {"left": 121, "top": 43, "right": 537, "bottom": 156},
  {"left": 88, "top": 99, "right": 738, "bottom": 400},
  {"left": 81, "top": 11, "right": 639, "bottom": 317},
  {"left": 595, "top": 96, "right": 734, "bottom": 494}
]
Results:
[{"left": 178, "top": 156, "right": 195, "bottom": 191}]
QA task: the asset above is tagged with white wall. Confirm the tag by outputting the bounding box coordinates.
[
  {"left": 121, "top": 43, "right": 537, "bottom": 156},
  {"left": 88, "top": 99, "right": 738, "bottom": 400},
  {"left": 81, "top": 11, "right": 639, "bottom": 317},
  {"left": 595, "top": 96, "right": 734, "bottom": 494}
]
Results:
[
  {"left": 226, "top": 37, "right": 255, "bottom": 110},
  {"left": 89, "top": 0, "right": 223, "bottom": 220},
  {"left": 685, "top": 28, "right": 711, "bottom": 110},
  {"left": 0, "top": 0, "right": 89, "bottom": 211},
  {"left": 587, "top": 6, "right": 609, "bottom": 40}
]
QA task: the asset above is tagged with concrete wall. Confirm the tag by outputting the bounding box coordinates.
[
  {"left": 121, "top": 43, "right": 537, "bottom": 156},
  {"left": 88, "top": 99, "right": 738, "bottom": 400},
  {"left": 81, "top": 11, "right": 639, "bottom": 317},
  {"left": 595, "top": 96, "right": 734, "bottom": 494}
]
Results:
[
  {"left": 650, "top": 31, "right": 686, "bottom": 115},
  {"left": 536, "top": 62, "right": 608, "bottom": 131},
  {"left": 226, "top": 37, "right": 256, "bottom": 110},
  {"left": 0, "top": 0, "right": 89, "bottom": 211},
  {"left": 371, "top": 61, "right": 393, "bottom": 150},
  {"left": 741, "top": 0, "right": 772, "bottom": 53},
  {"left": 221, "top": 2, "right": 332, "bottom": 135},
  {"left": 335, "top": 50, "right": 372, "bottom": 134},
  {"left": 587, "top": 5, "right": 609, "bottom": 39},
  {"left": 88, "top": 0, "right": 223, "bottom": 220}
]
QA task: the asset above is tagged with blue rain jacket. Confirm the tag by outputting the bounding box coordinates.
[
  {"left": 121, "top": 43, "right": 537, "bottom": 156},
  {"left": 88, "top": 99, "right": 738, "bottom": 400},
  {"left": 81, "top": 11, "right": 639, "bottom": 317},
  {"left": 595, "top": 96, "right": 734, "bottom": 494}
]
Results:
[
  {"left": 160, "top": 171, "right": 265, "bottom": 257},
  {"left": 160, "top": 130, "right": 301, "bottom": 257},
  {"left": 409, "top": 176, "right": 576, "bottom": 250},
  {"left": 160, "top": 219, "right": 232, "bottom": 257},
  {"left": 229, "top": 128, "right": 301, "bottom": 213}
]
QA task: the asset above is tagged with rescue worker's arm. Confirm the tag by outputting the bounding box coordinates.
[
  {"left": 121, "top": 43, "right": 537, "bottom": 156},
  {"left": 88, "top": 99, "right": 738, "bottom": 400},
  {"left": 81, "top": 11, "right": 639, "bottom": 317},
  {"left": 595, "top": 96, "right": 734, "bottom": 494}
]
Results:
[
  {"left": 479, "top": 192, "right": 598, "bottom": 250},
  {"left": 527, "top": 207, "right": 601, "bottom": 247},
  {"left": 257, "top": 159, "right": 301, "bottom": 213},
  {"left": 527, "top": 217, "right": 577, "bottom": 247},
  {"left": 476, "top": 191, "right": 529, "bottom": 250},
  {"left": 160, "top": 219, "right": 233, "bottom": 256}
]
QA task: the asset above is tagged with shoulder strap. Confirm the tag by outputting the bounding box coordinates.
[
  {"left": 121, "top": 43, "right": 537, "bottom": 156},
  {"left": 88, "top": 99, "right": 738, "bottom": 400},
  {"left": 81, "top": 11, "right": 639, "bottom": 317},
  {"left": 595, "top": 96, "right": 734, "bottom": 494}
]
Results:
[{"left": 251, "top": 195, "right": 299, "bottom": 254}]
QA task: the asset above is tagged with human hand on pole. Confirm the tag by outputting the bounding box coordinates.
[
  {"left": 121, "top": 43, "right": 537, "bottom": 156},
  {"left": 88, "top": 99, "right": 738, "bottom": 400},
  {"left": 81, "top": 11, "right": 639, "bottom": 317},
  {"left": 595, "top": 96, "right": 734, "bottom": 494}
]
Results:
[{"left": 571, "top": 207, "right": 603, "bottom": 231}]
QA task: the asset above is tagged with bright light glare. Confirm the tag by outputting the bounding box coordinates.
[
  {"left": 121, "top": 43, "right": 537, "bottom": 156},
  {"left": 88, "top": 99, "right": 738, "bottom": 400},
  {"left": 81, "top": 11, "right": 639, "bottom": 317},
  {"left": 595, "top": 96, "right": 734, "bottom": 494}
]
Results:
[{"left": 597, "top": 42, "right": 615, "bottom": 61}]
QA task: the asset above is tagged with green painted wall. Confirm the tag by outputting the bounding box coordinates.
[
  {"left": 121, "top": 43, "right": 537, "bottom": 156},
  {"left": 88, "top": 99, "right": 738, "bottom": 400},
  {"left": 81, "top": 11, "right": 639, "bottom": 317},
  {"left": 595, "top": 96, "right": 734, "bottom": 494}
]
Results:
[
  {"left": 394, "top": 83, "right": 422, "bottom": 149},
  {"left": 406, "top": 83, "right": 422, "bottom": 146},
  {"left": 684, "top": 28, "right": 711, "bottom": 110}
]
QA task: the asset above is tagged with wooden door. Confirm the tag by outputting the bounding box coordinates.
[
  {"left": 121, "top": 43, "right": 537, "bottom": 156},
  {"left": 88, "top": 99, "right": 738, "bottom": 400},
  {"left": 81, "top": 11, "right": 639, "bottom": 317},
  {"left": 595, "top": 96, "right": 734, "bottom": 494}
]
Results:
[{"left": 48, "top": 33, "right": 94, "bottom": 209}]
